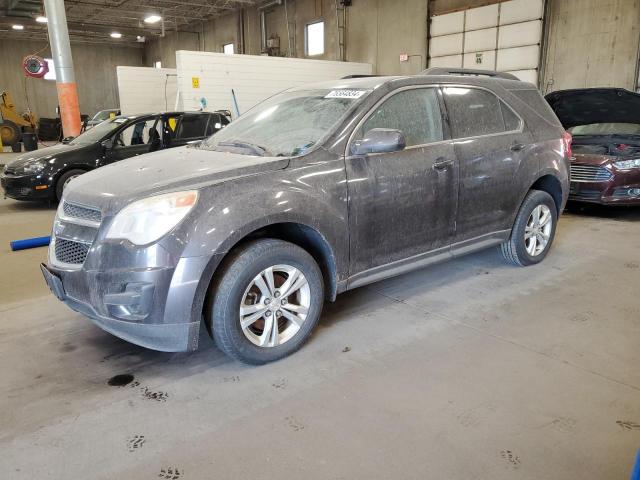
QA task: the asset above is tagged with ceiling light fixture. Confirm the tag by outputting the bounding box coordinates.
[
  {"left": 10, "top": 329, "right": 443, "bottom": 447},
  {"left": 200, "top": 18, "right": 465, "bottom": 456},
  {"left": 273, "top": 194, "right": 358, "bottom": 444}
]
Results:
[
  {"left": 110, "top": 32, "right": 122, "bottom": 38},
  {"left": 35, "top": 16, "right": 48, "bottom": 23},
  {"left": 12, "top": 24, "right": 24, "bottom": 30},
  {"left": 144, "top": 14, "right": 162, "bottom": 24}
]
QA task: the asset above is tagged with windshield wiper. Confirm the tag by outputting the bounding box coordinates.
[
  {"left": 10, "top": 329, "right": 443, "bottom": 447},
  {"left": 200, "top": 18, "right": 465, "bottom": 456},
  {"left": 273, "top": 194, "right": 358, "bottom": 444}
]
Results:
[{"left": 217, "top": 140, "right": 271, "bottom": 156}]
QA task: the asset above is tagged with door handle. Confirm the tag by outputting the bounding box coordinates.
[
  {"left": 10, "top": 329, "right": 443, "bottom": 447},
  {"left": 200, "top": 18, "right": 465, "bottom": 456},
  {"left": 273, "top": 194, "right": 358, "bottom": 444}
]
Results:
[
  {"left": 511, "top": 143, "right": 525, "bottom": 152},
  {"left": 433, "top": 157, "right": 454, "bottom": 170}
]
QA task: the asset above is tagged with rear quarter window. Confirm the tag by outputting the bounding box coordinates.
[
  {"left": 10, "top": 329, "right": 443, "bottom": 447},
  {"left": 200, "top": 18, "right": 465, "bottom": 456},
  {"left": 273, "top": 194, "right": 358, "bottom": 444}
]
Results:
[{"left": 512, "top": 89, "right": 562, "bottom": 127}]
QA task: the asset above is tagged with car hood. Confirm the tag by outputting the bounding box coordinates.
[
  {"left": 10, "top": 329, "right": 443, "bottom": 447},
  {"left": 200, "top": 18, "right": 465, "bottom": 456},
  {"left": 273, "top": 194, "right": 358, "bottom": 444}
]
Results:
[
  {"left": 5, "top": 143, "right": 85, "bottom": 171},
  {"left": 545, "top": 88, "right": 640, "bottom": 129},
  {"left": 64, "top": 146, "right": 290, "bottom": 213}
]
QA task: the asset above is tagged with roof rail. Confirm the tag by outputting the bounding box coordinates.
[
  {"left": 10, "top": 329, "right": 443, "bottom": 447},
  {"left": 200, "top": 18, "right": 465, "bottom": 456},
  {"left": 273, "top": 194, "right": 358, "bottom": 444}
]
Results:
[
  {"left": 340, "top": 74, "right": 380, "bottom": 79},
  {"left": 421, "top": 67, "right": 520, "bottom": 81}
]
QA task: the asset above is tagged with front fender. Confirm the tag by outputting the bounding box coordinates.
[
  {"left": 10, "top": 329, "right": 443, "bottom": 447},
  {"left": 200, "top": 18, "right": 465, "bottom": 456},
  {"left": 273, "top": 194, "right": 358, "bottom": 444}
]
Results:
[{"left": 177, "top": 157, "right": 349, "bottom": 280}]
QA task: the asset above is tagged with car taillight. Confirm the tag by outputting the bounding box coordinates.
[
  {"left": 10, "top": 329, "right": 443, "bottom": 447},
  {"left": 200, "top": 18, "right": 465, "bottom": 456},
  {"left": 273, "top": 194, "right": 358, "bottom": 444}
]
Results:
[{"left": 562, "top": 131, "right": 573, "bottom": 160}]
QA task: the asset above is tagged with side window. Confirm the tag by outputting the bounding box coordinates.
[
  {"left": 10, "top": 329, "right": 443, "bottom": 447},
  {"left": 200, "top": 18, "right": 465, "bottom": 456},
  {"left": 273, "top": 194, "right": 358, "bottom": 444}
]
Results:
[
  {"left": 115, "top": 119, "right": 160, "bottom": 147},
  {"left": 443, "top": 87, "right": 519, "bottom": 138},
  {"left": 205, "top": 114, "right": 230, "bottom": 136},
  {"left": 176, "top": 114, "right": 208, "bottom": 139},
  {"left": 360, "top": 88, "right": 444, "bottom": 147}
]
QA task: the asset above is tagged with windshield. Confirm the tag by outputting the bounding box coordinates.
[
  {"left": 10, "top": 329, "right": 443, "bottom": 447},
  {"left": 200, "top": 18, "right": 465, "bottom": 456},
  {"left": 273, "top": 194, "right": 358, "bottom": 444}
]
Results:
[
  {"left": 568, "top": 123, "right": 640, "bottom": 136},
  {"left": 201, "top": 88, "right": 372, "bottom": 157},
  {"left": 70, "top": 117, "right": 128, "bottom": 145}
]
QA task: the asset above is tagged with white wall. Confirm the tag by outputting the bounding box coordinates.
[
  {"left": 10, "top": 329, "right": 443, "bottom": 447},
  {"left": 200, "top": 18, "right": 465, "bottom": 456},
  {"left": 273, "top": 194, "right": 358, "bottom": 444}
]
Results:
[
  {"left": 175, "top": 51, "right": 372, "bottom": 116},
  {"left": 116, "top": 66, "right": 178, "bottom": 115}
]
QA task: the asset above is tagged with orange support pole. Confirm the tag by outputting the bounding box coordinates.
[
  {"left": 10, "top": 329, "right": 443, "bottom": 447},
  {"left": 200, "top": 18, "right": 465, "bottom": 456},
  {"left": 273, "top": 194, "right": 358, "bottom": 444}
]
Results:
[{"left": 57, "top": 82, "right": 81, "bottom": 138}]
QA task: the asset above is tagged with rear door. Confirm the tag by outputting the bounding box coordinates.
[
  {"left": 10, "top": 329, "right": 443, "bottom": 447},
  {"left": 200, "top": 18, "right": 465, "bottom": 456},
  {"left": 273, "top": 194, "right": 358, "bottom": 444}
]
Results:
[
  {"left": 442, "top": 86, "right": 532, "bottom": 244},
  {"left": 171, "top": 113, "right": 210, "bottom": 147},
  {"left": 345, "top": 86, "right": 457, "bottom": 276}
]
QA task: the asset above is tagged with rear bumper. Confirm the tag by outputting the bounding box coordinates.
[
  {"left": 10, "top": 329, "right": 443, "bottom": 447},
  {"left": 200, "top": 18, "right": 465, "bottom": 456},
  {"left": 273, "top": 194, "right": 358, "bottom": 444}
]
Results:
[
  {"left": 42, "top": 253, "right": 220, "bottom": 352},
  {"left": 1, "top": 173, "right": 54, "bottom": 200}
]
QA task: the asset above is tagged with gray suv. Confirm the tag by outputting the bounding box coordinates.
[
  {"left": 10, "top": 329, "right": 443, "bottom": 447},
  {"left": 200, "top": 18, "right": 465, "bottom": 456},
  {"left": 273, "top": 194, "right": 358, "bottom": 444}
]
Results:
[{"left": 41, "top": 68, "right": 570, "bottom": 364}]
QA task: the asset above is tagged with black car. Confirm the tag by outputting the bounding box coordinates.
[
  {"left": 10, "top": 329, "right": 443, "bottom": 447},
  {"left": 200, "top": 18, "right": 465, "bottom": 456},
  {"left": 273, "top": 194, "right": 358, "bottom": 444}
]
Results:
[
  {"left": 1, "top": 110, "right": 230, "bottom": 201},
  {"left": 42, "top": 69, "right": 570, "bottom": 364}
]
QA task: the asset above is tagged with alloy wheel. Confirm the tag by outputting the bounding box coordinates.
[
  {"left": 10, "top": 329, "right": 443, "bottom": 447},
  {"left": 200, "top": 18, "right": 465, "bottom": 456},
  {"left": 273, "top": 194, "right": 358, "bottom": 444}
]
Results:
[
  {"left": 524, "top": 204, "right": 553, "bottom": 256},
  {"left": 239, "top": 264, "right": 311, "bottom": 348}
]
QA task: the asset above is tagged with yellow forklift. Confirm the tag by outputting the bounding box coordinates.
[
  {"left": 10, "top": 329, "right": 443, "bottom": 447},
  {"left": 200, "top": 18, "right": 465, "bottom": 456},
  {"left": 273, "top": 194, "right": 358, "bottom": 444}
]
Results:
[{"left": 0, "top": 91, "right": 38, "bottom": 152}]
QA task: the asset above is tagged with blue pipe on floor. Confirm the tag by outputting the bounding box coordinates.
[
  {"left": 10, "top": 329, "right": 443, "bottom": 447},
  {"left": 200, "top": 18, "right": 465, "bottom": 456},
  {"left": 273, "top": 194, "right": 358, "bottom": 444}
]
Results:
[{"left": 10, "top": 236, "right": 51, "bottom": 251}]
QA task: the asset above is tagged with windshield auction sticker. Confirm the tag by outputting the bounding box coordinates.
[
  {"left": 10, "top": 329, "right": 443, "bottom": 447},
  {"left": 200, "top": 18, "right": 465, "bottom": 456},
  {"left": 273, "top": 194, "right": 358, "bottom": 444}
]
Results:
[{"left": 325, "top": 90, "right": 367, "bottom": 99}]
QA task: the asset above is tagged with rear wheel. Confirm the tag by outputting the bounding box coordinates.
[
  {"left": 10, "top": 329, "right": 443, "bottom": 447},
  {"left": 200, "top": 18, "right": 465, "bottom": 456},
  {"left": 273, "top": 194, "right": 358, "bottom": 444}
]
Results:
[
  {"left": 207, "top": 239, "right": 324, "bottom": 364},
  {"left": 56, "top": 169, "right": 86, "bottom": 201},
  {"left": 501, "top": 190, "right": 557, "bottom": 266}
]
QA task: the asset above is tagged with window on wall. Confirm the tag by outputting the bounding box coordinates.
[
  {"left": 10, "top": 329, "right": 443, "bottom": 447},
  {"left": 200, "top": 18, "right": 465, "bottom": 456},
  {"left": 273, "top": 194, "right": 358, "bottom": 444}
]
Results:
[
  {"left": 223, "top": 43, "right": 234, "bottom": 55},
  {"left": 306, "top": 21, "right": 324, "bottom": 56},
  {"left": 154, "top": 60, "right": 162, "bottom": 69}
]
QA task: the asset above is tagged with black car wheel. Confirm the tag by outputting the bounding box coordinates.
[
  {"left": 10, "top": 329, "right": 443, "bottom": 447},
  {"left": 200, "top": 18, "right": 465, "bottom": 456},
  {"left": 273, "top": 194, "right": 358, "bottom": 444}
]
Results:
[
  {"left": 56, "top": 169, "right": 86, "bottom": 201},
  {"left": 206, "top": 239, "right": 324, "bottom": 364},
  {"left": 501, "top": 190, "right": 558, "bottom": 267}
]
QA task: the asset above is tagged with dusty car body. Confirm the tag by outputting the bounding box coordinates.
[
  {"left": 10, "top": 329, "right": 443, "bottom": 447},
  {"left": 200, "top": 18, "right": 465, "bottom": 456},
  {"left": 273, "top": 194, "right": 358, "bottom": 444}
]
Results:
[
  {"left": 546, "top": 88, "right": 640, "bottom": 205},
  {"left": 41, "top": 70, "right": 570, "bottom": 364}
]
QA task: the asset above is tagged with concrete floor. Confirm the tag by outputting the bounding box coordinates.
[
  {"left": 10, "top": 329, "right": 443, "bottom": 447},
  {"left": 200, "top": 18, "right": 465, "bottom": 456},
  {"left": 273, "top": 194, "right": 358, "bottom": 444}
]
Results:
[{"left": 1, "top": 196, "right": 639, "bottom": 480}]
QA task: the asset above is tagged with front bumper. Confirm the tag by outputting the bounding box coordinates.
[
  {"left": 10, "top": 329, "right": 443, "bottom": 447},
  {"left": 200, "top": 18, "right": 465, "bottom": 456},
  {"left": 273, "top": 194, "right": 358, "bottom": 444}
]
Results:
[
  {"left": 42, "top": 252, "right": 218, "bottom": 352},
  {"left": 1, "top": 172, "right": 54, "bottom": 200},
  {"left": 569, "top": 161, "right": 640, "bottom": 206}
]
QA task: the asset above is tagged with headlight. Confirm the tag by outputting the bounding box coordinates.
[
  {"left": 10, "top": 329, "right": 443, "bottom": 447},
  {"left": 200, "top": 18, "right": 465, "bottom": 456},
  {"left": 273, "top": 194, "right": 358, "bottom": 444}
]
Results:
[
  {"left": 614, "top": 158, "right": 640, "bottom": 170},
  {"left": 105, "top": 190, "right": 199, "bottom": 245},
  {"left": 21, "top": 160, "right": 46, "bottom": 174}
]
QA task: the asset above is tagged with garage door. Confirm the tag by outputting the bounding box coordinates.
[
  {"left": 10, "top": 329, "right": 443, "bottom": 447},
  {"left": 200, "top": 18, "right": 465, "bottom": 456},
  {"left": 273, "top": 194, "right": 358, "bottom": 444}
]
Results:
[{"left": 428, "top": 0, "right": 544, "bottom": 85}]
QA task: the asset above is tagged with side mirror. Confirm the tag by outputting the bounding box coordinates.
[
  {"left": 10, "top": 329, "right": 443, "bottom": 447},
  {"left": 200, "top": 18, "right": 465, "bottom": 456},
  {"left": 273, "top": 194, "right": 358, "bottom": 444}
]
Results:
[
  {"left": 351, "top": 128, "right": 406, "bottom": 156},
  {"left": 101, "top": 138, "right": 114, "bottom": 150}
]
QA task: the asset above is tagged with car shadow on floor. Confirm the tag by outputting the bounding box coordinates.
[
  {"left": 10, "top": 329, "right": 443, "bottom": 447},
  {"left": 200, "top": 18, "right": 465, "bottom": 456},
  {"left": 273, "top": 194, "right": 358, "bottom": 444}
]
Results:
[{"left": 0, "top": 200, "right": 56, "bottom": 215}]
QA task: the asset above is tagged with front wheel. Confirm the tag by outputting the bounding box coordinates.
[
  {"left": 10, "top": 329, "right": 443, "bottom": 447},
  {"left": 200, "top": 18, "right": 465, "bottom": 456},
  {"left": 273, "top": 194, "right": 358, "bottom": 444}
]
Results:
[
  {"left": 207, "top": 239, "right": 324, "bottom": 364},
  {"left": 501, "top": 190, "right": 558, "bottom": 266},
  {"left": 56, "top": 169, "right": 85, "bottom": 201}
]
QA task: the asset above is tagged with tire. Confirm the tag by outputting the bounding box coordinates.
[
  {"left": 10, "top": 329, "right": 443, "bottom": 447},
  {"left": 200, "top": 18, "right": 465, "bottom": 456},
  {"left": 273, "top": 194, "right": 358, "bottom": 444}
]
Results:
[
  {"left": 207, "top": 239, "right": 324, "bottom": 364},
  {"left": 56, "top": 169, "right": 86, "bottom": 201},
  {"left": 0, "top": 120, "right": 21, "bottom": 146},
  {"left": 501, "top": 190, "right": 558, "bottom": 267}
]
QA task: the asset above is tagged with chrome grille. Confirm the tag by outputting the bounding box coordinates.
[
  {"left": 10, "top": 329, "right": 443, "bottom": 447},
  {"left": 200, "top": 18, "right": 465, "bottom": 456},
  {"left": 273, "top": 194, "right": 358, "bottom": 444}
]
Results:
[
  {"left": 570, "top": 164, "right": 612, "bottom": 182},
  {"left": 63, "top": 202, "right": 102, "bottom": 223},
  {"left": 54, "top": 239, "right": 91, "bottom": 265}
]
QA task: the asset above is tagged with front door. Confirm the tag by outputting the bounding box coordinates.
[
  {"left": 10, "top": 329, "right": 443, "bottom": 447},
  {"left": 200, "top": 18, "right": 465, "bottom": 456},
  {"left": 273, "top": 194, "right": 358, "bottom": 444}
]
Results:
[
  {"left": 107, "top": 117, "right": 161, "bottom": 163},
  {"left": 345, "top": 86, "right": 457, "bottom": 277}
]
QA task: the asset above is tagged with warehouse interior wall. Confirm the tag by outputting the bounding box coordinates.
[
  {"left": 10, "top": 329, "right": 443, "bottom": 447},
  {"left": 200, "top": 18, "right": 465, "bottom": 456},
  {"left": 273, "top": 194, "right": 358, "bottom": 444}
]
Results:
[
  {"left": 144, "top": 31, "right": 200, "bottom": 68},
  {"left": 542, "top": 0, "right": 640, "bottom": 92},
  {"left": 0, "top": 39, "right": 143, "bottom": 119}
]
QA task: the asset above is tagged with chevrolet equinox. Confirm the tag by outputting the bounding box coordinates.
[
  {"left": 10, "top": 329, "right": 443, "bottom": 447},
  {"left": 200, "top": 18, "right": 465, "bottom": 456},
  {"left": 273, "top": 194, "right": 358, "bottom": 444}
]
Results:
[{"left": 41, "top": 68, "right": 570, "bottom": 364}]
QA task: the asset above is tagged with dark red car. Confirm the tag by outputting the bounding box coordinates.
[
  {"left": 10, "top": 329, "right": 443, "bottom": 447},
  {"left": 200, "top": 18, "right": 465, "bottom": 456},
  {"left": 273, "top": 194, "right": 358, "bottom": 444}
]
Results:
[{"left": 546, "top": 88, "right": 640, "bottom": 205}]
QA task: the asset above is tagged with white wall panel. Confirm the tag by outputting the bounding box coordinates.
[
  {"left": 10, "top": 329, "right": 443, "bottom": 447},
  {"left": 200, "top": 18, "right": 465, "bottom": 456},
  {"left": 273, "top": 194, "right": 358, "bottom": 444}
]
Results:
[
  {"left": 117, "top": 66, "right": 177, "bottom": 115},
  {"left": 428, "top": 54, "right": 463, "bottom": 68},
  {"left": 430, "top": 11, "right": 464, "bottom": 36},
  {"left": 498, "top": 20, "right": 542, "bottom": 49},
  {"left": 464, "top": 28, "right": 497, "bottom": 52},
  {"left": 175, "top": 51, "right": 372, "bottom": 115},
  {"left": 500, "top": 0, "right": 544, "bottom": 25},
  {"left": 463, "top": 50, "right": 496, "bottom": 69},
  {"left": 505, "top": 69, "right": 538, "bottom": 85},
  {"left": 429, "top": 33, "right": 464, "bottom": 57},
  {"left": 465, "top": 4, "right": 499, "bottom": 30},
  {"left": 496, "top": 45, "right": 540, "bottom": 71}
]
